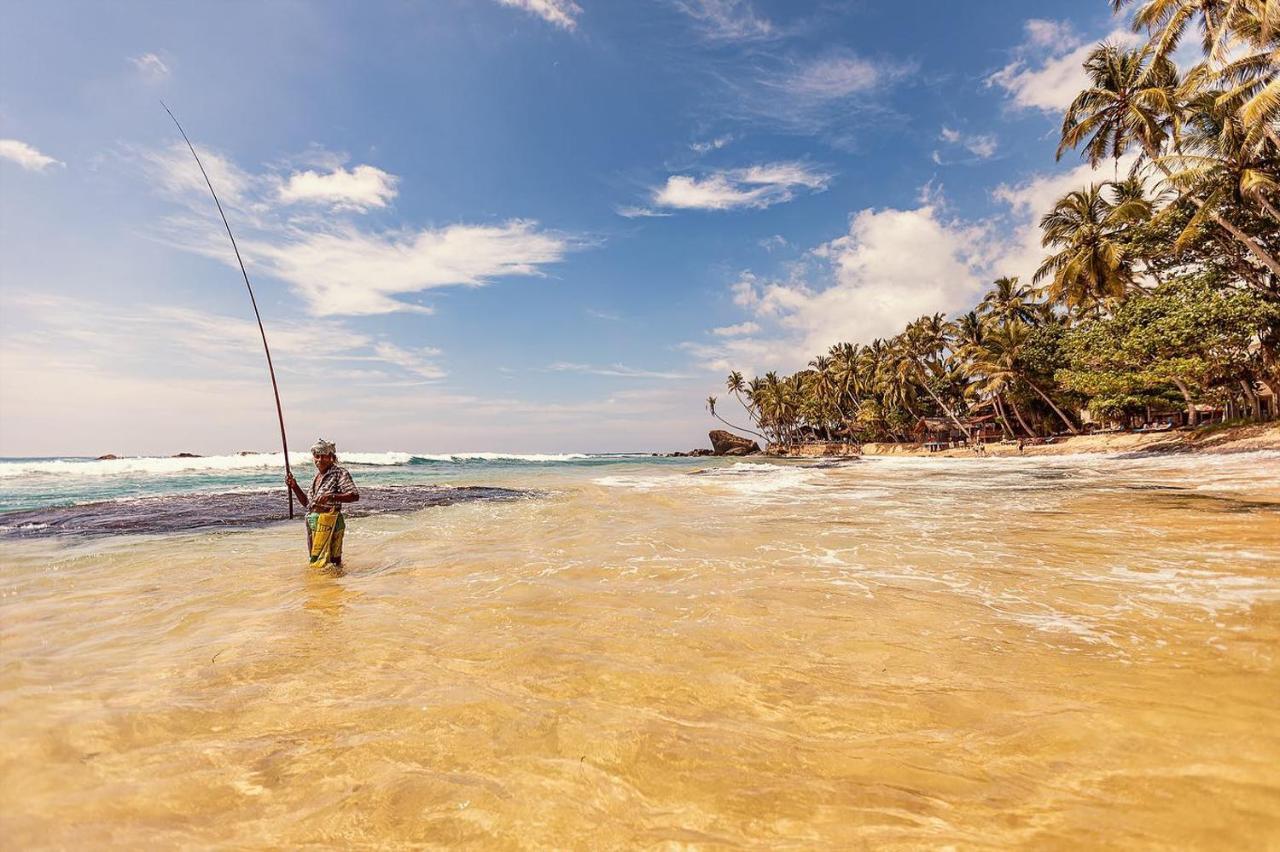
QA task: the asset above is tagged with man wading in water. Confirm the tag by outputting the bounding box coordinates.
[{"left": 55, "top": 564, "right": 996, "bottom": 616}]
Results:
[{"left": 286, "top": 439, "right": 360, "bottom": 568}]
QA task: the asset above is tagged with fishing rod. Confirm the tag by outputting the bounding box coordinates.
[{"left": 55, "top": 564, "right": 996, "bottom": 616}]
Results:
[{"left": 162, "top": 102, "right": 295, "bottom": 520}]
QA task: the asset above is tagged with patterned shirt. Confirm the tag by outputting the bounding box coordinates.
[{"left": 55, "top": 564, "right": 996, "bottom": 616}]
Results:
[{"left": 309, "top": 465, "right": 358, "bottom": 512}]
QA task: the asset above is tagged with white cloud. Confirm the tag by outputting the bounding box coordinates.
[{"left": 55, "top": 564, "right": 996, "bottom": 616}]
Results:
[
  {"left": 495, "top": 0, "right": 581, "bottom": 31},
  {"left": 987, "top": 19, "right": 1139, "bottom": 113},
  {"left": 758, "top": 234, "right": 788, "bottom": 252},
  {"left": 547, "top": 362, "right": 693, "bottom": 380},
  {"left": 139, "top": 142, "right": 575, "bottom": 316},
  {"left": 688, "top": 199, "right": 995, "bottom": 373},
  {"left": 690, "top": 135, "right": 732, "bottom": 154},
  {"left": 673, "top": 0, "right": 775, "bottom": 41},
  {"left": 0, "top": 139, "right": 63, "bottom": 172},
  {"left": 938, "top": 126, "right": 998, "bottom": 160},
  {"left": 130, "top": 52, "right": 171, "bottom": 79},
  {"left": 247, "top": 220, "right": 572, "bottom": 316},
  {"left": 712, "top": 321, "right": 760, "bottom": 336},
  {"left": 650, "top": 161, "right": 831, "bottom": 211},
  {"left": 1025, "top": 19, "right": 1076, "bottom": 49},
  {"left": 278, "top": 164, "right": 398, "bottom": 211},
  {"left": 615, "top": 205, "right": 674, "bottom": 219}
]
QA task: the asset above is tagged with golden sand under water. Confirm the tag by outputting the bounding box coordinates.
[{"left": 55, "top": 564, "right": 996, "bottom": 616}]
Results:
[{"left": 2, "top": 453, "right": 1279, "bottom": 848}]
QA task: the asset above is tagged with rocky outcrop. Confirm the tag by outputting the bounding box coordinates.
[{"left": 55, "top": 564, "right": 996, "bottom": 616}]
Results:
[
  {"left": 171, "top": 452, "right": 202, "bottom": 458},
  {"left": 96, "top": 454, "right": 120, "bottom": 460},
  {"left": 709, "top": 430, "right": 761, "bottom": 456}
]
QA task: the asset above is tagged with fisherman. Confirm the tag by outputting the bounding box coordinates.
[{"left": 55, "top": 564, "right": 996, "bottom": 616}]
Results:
[{"left": 286, "top": 439, "right": 360, "bottom": 568}]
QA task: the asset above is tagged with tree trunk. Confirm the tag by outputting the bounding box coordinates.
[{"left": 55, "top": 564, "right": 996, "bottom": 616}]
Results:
[
  {"left": 994, "top": 395, "right": 1016, "bottom": 438},
  {"left": 917, "top": 372, "right": 969, "bottom": 437},
  {"left": 1146, "top": 143, "right": 1280, "bottom": 279},
  {"left": 1008, "top": 395, "right": 1036, "bottom": 437},
  {"left": 1259, "top": 376, "right": 1280, "bottom": 420},
  {"left": 1240, "top": 380, "right": 1260, "bottom": 421},
  {"left": 1024, "top": 378, "right": 1079, "bottom": 434},
  {"left": 1171, "top": 378, "right": 1197, "bottom": 427}
]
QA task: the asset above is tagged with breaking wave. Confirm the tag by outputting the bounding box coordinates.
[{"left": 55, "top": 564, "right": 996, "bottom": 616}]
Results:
[{"left": 0, "top": 451, "right": 602, "bottom": 478}]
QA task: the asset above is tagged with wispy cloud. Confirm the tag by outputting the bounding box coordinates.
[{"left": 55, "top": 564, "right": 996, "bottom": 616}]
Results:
[
  {"left": 721, "top": 51, "right": 917, "bottom": 143},
  {"left": 129, "top": 52, "right": 171, "bottom": 79},
  {"left": 278, "top": 164, "right": 399, "bottom": 211},
  {"left": 547, "top": 362, "right": 694, "bottom": 380},
  {"left": 673, "top": 0, "right": 775, "bottom": 42},
  {"left": 495, "top": 0, "right": 582, "bottom": 31},
  {"left": 0, "top": 139, "right": 64, "bottom": 172},
  {"left": 649, "top": 161, "right": 831, "bottom": 211},
  {"left": 246, "top": 220, "right": 574, "bottom": 316}
]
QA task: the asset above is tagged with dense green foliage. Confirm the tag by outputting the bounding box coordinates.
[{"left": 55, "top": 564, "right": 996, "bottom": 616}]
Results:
[{"left": 709, "top": 0, "right": 1279, "bottom": 446}]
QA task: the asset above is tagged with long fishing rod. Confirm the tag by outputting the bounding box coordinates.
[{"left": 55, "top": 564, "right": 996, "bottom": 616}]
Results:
[{"left": 162, "top": 102, "right": 295, "bottom": 520}]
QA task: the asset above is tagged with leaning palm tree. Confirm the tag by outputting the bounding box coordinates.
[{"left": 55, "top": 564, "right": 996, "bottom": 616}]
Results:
[
  {"left": 706, "top": 396, "right": 762, "bottom": 440},
  {"left": 899, "top": 316, "right": 970, "bottom": 435},
  {"left": 725, "top": 371, "right": 768, "bottom": 439}
]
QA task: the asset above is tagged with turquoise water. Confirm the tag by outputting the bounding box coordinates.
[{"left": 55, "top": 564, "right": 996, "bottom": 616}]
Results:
[{"left": 0, "top": 452, "right": 676, "bottom": 513}]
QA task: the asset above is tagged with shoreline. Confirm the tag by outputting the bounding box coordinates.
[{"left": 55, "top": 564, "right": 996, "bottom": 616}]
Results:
[{"left": 765, "top": 422, "right": 1280, "bottom": 460}]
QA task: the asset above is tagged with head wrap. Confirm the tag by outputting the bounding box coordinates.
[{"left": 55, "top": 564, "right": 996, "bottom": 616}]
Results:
[{"left": 310, "top": 438, "right": 337, "bottom": 457}]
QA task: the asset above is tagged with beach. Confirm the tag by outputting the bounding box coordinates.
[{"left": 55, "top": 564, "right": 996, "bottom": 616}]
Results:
[{"left": 2, "top": 450, "right": 1279, "bottom": 847}]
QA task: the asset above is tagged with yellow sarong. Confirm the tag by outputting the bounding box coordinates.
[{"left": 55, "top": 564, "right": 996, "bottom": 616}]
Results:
[{"left": 307, "top": 510, "right": 345, "bottom": 568}]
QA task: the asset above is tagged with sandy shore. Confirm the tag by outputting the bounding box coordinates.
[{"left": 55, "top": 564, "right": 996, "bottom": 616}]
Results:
[{"left": 768, "top": 423, "right": 1280, "bottom": 459}]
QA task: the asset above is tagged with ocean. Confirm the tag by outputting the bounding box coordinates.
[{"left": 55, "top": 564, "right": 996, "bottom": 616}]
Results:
[{"left": 2, "top": 450, "right": 1279, "bottom": 846}]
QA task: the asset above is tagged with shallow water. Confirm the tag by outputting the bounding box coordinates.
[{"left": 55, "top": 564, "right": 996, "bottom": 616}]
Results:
[{"left": 2, "top": 453, "right": 1279, "bottom": 847}]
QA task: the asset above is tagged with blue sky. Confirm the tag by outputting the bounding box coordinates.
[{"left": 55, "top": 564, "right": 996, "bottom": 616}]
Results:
[{"left": 1, "top": 0, "right": 1134, "bottom": 454}]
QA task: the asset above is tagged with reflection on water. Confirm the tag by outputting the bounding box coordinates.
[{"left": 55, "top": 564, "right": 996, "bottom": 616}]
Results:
[{"left": 1, "top": 453, "right": 1279, "bottom": 847}]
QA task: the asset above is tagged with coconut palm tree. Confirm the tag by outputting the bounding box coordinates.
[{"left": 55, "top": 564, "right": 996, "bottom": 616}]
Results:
[
  {"left": 978, "top": 276, "right": 1042, "bottom": 326},
  {"left": 1059, "top": 42, "right": 1280, "bottom": 276},
  {"left": 1035, "top": 184, "right": 1147, "bottom": 312}
]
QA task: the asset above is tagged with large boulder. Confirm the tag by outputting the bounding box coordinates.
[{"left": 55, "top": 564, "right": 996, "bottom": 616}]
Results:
[{"left": 709, "top": 430, "right": 761, "bottom": 456}]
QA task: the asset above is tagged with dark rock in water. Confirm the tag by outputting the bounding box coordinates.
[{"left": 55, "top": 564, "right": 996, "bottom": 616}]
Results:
[
  {"left": 171, "top": 452, "right": 202, "bottom": 458},
  {"left": 96, "top": 454, "right": 120, "bottom": 460},
  {"left": 689, "top": 448, "right": 715, "bottom": 456},
  {"left": 709, "top": 430, "right": 761, "bottom": 456},
  {"left": 722, "top": 446, "right": 753, "bottom": 456},
  {"left": 236, "top": 451, "right": 259, "bottom": 456},
  {"left": 0, "top": 485, "right": 532, "bottom": 539}
]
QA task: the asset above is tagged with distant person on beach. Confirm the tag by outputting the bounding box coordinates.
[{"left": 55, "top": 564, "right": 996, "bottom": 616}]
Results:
[{"left": 286, "top": 439, "right": 360, "bottom": 568}]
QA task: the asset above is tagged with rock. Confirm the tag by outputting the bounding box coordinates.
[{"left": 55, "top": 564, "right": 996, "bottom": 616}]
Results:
[
  {"left": 722, "top": 446, "right": 753, "bottom": 456},
  {"left": 689, "top": 448, "right": 715, "bottom": 457},
  {"left": 236, "top": 450, "right": 259, "bottom": 456},
  {"left": 171, "top": 452, "right": 202, "bottom": 458},
  {"left": 96, "top": 454, "right": 120, "bottom": 460},
  {"left": 709, "top": 430, "right": 761, "bottom": 456}
]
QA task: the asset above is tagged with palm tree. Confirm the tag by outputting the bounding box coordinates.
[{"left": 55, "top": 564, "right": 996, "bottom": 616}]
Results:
[
  {"left": 706, "top": 396, "right": 760, "bottom": 440},
  {"left": 1035, "top": 184, "right": 1147, "bottom": 312},
  {"left": 725, "top": 371, "right": 768, "bottom": 440},
  {"left": 899, "top": 316, "right": 969, "bottom": 435},
  {"left": 1059, "top": 42, "right": 1280, "bottom": 276},
  {"left": 978, "top": 276, "right": 1042, "bottom": 326}
]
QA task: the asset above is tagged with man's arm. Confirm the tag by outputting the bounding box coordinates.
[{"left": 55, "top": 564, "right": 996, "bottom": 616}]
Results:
[{"left": 285, "top": 473, "right": 310, "bottom": 508}]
